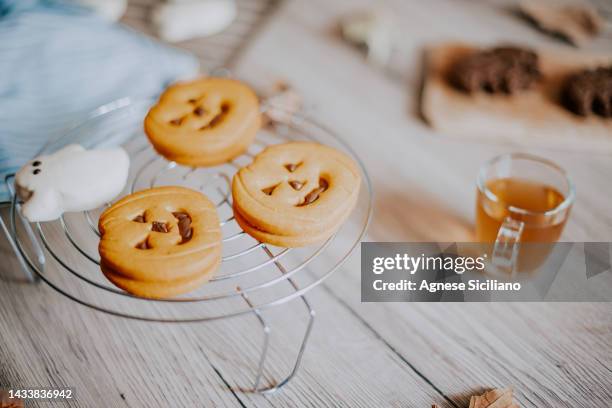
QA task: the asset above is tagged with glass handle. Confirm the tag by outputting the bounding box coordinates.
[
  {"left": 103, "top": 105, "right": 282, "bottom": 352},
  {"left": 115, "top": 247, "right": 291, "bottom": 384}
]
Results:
[{"left": 492, "top": 216, "right": 525, "bottom": 275}]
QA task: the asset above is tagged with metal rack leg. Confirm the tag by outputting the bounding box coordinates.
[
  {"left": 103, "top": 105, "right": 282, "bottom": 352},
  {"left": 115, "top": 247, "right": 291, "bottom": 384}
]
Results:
[
  {"left": 234, "top": 245, "right": 316, "bottom": 394},
  {"left": 2, "top": 175, "right": 44, "bottom": 283},
  {"left": 0, "top": 212, "right": 38, "bottom": 283},
  {"left": 238, "top": 288, "right": 271, "bottom": 391}
]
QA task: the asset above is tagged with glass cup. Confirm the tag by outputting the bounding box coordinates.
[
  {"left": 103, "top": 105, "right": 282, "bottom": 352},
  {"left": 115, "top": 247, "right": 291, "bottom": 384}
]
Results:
[{"left": 476, "top": 153, "right": 575, "bottom": 273}]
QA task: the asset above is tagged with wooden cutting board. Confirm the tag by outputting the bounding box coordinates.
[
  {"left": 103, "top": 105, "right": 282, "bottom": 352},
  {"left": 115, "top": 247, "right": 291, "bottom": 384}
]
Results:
[{"left": 421, "top": 43, "right": 612, "bottom": 152}]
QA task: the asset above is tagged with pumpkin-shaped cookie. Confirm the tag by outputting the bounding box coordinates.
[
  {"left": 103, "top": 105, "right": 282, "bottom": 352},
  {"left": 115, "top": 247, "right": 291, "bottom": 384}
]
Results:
[
  {"left": 145, "top": 77, "right": 261, "bottom": 166},
  {"left": 232, "top": 142, "right": 361, "bottom": 247},
  {"left": 98, "top": 186, "right": 221, "bottom": 298}
]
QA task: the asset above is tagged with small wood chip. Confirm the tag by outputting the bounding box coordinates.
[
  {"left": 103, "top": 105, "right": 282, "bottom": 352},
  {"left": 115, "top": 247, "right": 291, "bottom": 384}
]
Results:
[
  {"left": 430, "top": 387, "right": 518, "bottom": 408},
  {"left": 0, "top": 389, "right": 24, "bottom": 408},
  {"left": 468, "top": 387, "right": 518, "bottom": 408}
]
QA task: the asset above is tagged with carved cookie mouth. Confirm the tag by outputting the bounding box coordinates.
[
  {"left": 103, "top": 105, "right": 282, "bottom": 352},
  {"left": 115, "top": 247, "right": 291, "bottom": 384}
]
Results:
[{"left": 16, "top": 185, "right": 32, "bottom": 203}]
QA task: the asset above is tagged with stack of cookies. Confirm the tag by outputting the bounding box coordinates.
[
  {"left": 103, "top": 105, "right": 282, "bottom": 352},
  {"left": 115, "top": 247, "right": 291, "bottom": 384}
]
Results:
[
  {"left": 232, "top": 142, "right": 361, "bottom": 247},
  {"left": 144, "top": 77, "right": 261, "bottom": 166},
  {"left": 98, "top": 186, "right": 221, "bottom": 299},
  {"left": 96, "top": 77, "right": 361, "bottom": 299}
]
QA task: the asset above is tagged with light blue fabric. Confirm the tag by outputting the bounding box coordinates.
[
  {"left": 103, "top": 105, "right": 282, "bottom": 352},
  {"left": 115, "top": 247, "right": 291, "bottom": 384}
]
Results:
[{"left": 0, "top": 0, "right": 199, "bottom": 201}]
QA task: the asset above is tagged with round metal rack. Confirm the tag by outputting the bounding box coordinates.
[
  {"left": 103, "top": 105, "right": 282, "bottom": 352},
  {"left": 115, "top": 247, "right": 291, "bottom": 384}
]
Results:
[{"left": 2, "top": 97, "right": 373, "bottom": 394}]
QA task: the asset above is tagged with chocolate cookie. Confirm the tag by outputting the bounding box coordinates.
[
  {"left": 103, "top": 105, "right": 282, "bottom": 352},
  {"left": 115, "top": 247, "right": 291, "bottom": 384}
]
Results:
[
  {"left": 562, "top": 66, "right": 612, "bottom": 118},
  {"left": 450, "top": 46, "right": 540, "bottom": 94}
]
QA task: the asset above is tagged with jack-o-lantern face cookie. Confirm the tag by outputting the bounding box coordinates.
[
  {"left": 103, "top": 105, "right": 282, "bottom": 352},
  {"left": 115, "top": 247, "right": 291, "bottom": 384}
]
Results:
[
  {"left": 145, "top": 77, "right": 261, "bottom": 167},
  {"left": 98, "top": 186, "right": 221, "bottom": 298},
  {"left": 232, "top": 142, "right": 361, "bottom": 247}
]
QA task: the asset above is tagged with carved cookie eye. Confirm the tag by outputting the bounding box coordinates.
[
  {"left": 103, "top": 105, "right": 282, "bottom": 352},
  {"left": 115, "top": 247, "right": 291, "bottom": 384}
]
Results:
[
  {"left": 261, "top": 185, "right": 277, "bottom": 195},
  {"left": 285, "top": 163, "right": 301, "bottom": 172},
  {"left": 136, "top": 240, "right": 150, "bottom": 250},
  {"left": 133, "top": 214, "right": 145, "bottom": 223}
]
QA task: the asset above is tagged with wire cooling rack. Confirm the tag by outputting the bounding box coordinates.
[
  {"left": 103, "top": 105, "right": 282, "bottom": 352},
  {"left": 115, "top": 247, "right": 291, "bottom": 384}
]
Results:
[
  {"left": 2, "top": 97, "right": 372, "bottom": 393},
  {"left": 122, "top": 0, "right": 282, "bottom": 71}
]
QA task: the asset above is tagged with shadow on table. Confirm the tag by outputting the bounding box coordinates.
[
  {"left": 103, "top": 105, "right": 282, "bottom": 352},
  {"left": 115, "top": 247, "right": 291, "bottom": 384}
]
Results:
[
  {"left": 0, "top": 228, "right": 34, "bottom": 285},
  {"left": 369, "top": 186, "right": 474, "bottom": 242}
]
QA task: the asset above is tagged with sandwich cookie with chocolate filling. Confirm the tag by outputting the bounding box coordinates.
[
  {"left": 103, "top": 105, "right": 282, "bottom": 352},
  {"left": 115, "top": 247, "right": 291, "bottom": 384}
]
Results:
[
  {"left": 145, "top": 77, "right": 261, "bottom": 167},
  {"left": 232, "top": 142, "right": 361, "bottom": 247},
  {"left": 98, "top": 186, "right": 221, "bottom": 298}
]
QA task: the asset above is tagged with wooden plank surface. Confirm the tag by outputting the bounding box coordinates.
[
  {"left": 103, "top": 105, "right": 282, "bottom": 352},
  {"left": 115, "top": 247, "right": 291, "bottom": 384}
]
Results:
[
  {"left": 1, "top": 0, "right": 611, "bottom": 407},
  {"left": 0, "top": 212, "right": 450, "bottom": 408},
  {"left": 230, "top": 0, "right": 612, "bottom": 407}
]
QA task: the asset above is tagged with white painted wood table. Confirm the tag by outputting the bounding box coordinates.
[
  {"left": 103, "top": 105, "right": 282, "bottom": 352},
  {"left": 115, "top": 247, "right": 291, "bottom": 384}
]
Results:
[{"left": 1, "top": 0, "right": 611, "bottom": 407}]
